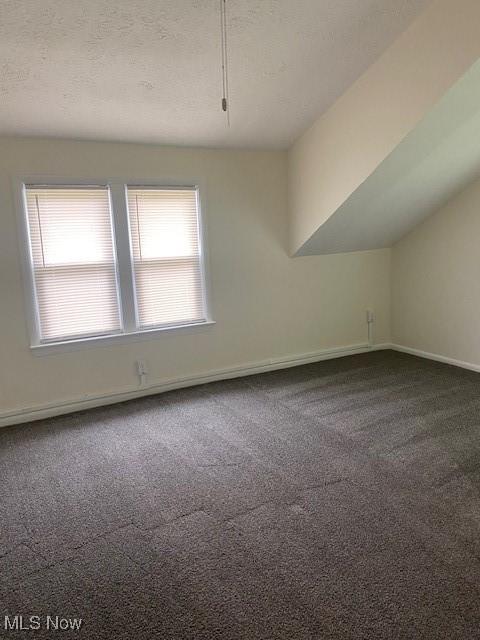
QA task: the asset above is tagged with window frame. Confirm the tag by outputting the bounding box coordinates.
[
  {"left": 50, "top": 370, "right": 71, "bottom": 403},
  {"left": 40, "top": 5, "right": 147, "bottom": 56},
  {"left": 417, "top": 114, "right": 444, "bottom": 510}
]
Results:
[{"left": 13, "top": 176, "right": 214, "bottom": 354}]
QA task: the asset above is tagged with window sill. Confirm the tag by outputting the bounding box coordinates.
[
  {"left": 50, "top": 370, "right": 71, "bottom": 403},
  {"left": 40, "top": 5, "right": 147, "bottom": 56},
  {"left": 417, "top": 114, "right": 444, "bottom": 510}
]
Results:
[{"left": 30, "top": 320, "right": 216, "bottom": 356}]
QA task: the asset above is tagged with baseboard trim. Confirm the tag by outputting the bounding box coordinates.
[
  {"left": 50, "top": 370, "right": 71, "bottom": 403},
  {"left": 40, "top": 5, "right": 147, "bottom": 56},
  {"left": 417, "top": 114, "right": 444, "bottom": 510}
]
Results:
[
  {"left": 391, "top": 343, "right": 480, "bottom": 374},
  {"left": 0, "top": 342, "right": 390, "bottom": 428}
]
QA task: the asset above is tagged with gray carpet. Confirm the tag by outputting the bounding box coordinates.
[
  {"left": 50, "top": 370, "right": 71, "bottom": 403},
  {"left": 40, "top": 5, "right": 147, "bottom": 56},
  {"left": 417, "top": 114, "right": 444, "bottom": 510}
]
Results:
[{"left": 2, "top": 350, "right": 480, "bottom": 639}]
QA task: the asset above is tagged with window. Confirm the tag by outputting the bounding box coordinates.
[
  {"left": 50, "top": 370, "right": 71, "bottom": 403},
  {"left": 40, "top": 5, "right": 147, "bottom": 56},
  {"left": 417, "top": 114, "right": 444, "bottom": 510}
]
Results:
[
  {"left": 126, "top": 188, "right": 205, "bottom": 328},
  {"left": 22, "top": 183, "right": 210, "bottom": 347},
  {"left": 25, "top": 186, "right": 121, "bottom": 341}
]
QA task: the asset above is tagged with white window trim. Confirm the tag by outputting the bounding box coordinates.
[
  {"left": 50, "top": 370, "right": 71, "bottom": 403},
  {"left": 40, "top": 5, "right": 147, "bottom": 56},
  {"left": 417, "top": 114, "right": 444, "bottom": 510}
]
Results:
[{"left": 13, "top": 176, "right": 215, "bottom": 354}]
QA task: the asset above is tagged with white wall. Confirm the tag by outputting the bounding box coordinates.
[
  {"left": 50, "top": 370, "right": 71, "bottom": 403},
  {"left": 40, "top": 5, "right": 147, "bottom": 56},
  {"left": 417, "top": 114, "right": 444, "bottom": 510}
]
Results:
[
  {"left": 392, "top": 173, "right": 480, "bottom": 366},
  {"left": 0, "top": 137, "right": 391, "bottom": 419}
]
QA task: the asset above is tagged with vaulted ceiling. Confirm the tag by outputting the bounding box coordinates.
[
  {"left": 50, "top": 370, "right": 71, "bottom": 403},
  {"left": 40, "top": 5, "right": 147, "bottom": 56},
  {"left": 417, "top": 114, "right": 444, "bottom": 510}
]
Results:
[{"left": 0, "top": 0, "right": 429, "bottom": 149}]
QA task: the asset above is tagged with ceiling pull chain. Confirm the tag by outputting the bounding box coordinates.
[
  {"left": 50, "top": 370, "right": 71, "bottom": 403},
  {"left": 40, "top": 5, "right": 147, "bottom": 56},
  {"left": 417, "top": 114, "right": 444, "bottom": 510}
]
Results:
[{"left": 220, "top": 0, "right": 230, "bottom": 126}]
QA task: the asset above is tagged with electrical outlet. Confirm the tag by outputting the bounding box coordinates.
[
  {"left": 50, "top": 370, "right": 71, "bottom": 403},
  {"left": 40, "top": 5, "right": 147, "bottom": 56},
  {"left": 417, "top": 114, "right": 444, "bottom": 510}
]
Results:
[
  {"left": 136, "top": 360, "right": 148, "bottom": 386},
  {"left": 366, "top": 310, "right": 375, "bottom": 348}
]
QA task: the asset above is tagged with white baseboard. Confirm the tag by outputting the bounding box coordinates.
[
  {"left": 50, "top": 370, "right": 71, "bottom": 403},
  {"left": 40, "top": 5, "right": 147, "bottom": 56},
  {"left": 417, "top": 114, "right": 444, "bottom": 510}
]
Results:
[
  {"left": 391, "top": 343, "right": 480, "bottom": 374},
  {"left": 0, "top": 342, "right": 390, "bottom": 428}
]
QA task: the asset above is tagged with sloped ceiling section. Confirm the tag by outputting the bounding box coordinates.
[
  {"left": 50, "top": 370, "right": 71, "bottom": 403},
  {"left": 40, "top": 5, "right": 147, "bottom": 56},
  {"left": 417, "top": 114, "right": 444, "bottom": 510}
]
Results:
[
  {"left": 289, "top": 0, "right": 480, "bottom": 256},
  {"left": 298, "top": 59, "right": 480, "bottom": 255}
]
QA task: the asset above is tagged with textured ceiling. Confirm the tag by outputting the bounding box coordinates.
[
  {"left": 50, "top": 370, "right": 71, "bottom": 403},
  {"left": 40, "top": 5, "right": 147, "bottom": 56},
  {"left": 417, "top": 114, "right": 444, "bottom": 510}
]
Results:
[{"left": 0, "top": 0, "right": 430, "bottom": 149}]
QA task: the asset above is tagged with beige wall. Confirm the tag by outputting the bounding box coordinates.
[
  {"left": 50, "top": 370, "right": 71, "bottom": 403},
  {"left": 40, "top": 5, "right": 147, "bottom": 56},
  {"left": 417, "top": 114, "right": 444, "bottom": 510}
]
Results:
[
  {"left": 392, "top": 174, "right": 480, "bottom": 365},
  {"left": 288, "top": 0, "right": 480, "bottom": 255},
  {"left": 0, "top": 137, "right": 391, "bottom": 417}
]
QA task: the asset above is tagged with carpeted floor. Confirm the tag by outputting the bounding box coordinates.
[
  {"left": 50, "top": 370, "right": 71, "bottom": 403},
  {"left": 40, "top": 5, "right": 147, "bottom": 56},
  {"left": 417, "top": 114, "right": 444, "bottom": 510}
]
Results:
[{"left": 2, "top": 350, "right": 480, "bottom": 639}]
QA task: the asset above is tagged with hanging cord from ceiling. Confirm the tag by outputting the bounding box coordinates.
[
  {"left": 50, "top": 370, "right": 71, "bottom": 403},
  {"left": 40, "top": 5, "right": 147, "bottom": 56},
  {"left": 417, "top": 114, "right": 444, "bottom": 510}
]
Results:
[{"left": 220, "top": 0, "right": 230, "bottom": 126}]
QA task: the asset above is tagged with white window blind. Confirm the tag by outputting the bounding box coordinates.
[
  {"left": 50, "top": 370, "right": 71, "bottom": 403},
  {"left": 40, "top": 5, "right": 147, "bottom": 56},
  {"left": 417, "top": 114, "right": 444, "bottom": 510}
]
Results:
[
  {"left": 126, "top": 188, "right": 206, "bottom": 329},
  {"left": 25, "top": 186, "right": 121, "bottom": 342}
]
